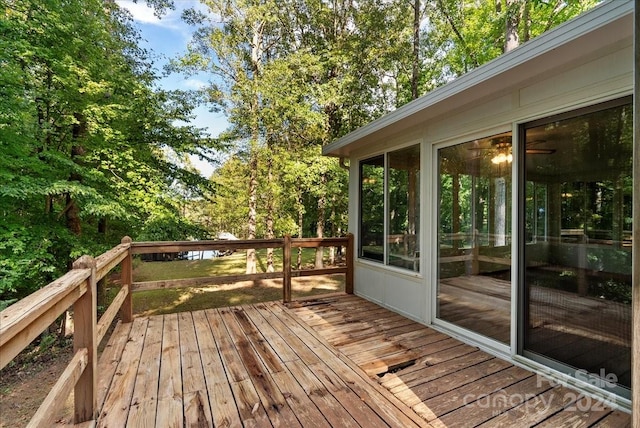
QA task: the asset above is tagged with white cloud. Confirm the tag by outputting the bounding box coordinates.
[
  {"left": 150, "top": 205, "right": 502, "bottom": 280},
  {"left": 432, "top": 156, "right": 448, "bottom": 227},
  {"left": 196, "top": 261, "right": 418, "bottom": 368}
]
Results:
[
  {"left": 117, "top": 1, "right": 161, "bottom": 24},
  {"left": 116, "top": 1, "right": 185, "bottom": 30},
  {"left": 184, "top": 78, "right": 207, "bottom": 89}
]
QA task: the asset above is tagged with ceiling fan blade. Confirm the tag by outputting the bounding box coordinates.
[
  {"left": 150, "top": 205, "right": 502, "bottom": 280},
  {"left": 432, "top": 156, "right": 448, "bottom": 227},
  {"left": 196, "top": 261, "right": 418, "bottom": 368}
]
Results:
[
  {"left": 525, "top": 139, "right": 547, "bottom": 146},
  {"left": 525, "top": 148, "right": 556, "bottom": 154}
]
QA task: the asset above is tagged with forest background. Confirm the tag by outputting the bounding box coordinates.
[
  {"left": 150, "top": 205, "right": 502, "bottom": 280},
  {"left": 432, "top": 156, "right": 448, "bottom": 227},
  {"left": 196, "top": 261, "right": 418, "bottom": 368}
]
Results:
[{"left": 0, "top": 0, "right": 600, "bottom": 306}]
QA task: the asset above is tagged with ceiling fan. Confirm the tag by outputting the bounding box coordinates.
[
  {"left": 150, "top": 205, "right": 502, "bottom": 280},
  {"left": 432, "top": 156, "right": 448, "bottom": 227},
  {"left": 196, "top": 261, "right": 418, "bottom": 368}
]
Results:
[{"left": 468, "top": 137, "right": 556, "bottom": 164}]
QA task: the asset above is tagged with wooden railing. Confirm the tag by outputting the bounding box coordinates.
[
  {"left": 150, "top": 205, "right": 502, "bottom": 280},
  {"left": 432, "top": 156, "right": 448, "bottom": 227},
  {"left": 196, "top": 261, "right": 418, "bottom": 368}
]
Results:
[
  {"left": 0, "top": 234, "right": 353, "bottom": 427},
  {"left": 130, "top": 234, "right": 353, "bottom": 303},
  {"left": 0, "top": 237, "right": 132, "bottom": 427}
]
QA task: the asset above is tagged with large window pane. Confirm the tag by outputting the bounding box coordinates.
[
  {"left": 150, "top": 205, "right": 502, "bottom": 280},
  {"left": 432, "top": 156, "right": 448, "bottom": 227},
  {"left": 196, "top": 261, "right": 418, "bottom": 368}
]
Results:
[
  {"left": 359, "top": 155, "right": 384, "bottom": 262},
  {"left": 388, "top": 145, "right": 420, "bottom": 271},
  {"left": 522, "top": 98, "right": 633, "bottom": 396},
  {"left": 437, "top": 133, "right": 512, "bottom": 344}
]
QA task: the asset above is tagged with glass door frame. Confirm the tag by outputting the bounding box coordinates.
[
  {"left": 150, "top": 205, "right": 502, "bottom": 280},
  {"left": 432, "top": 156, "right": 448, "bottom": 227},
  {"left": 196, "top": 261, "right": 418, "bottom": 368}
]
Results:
[
  {"left": 430, "top": 127, "right": 516, "bottom": 358},
  {"left": 515, "top": 97, "right": 634, "bottom": 401},
  {"left": 428, "top": 98, "right": 634, "bottom": 410}
]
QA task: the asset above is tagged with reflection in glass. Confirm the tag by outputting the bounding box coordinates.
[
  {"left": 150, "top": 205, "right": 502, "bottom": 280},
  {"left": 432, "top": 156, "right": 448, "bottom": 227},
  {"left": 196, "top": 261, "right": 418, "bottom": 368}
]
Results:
[
  {"left": 388, "top": 145, "right": 420, "bottom": 271},
  {"left": 359, "top": 156, "right": 384, "bottom": 262},
  {"left": 437, "top": 133, "right": 512, "bottom": 344},
  {"left": 522, "top": 99, "right": 633, "bottom": 396}
]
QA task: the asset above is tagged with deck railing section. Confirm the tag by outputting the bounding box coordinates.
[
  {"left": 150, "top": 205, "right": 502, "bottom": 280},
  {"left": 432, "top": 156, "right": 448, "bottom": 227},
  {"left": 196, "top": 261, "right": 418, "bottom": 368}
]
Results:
[
  {"left": 129, "top": 234, "right": 354, "bottom": 304},
  {"left": 0, "top": 234, "right": 353, "bottom": 427},
  {"left": 0, "top": 237, "right": 133, "bottom": 427}
]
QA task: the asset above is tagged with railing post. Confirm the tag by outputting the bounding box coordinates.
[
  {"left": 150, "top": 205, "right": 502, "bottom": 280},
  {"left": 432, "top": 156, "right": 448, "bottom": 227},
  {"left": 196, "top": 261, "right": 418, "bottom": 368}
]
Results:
[
  {"left": 283, "top": 235, "right": 292, "bottom": 303},
  {"left": 346, "top": 233, "right": 354, "bottom": 294},
  {"left": 72, "top": 255, "right": 97, "bottom": 423},
  {"left": 120, "top": 236, "right": 133, "bottom": 323}
]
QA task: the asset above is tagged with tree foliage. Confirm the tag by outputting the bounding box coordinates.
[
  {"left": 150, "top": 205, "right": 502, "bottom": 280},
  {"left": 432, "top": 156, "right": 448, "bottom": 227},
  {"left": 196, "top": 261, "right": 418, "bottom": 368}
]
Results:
[
  {"left": 0, "top": 0, "right": 213, "bottom": 301},
  {"left": 179, "top": 0, "right": 596, "bottom": 251},
  {"left": 423, "top": 0, "right": 601, "bottom": 82}
]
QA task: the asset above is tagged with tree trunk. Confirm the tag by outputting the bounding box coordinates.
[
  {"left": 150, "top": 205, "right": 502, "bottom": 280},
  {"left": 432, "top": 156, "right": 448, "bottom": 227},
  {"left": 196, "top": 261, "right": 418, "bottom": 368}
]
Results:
[
  {"left": 66, "top": 117, "right": 86, "bottom": 238},
  {"left": 411, "top": 0, "right": 420, "bottom": 100},
  {"left": 504, "top": 0, "right": 521, "bottom": 53},
  {"left": 246, "top": 19, "right": 265, "bottom": 275},
  {"left": 452, "top": 173, "right": 460, "bottom": 251},
  {"left": 297, "top": 188, "right": 303, "bottom": 270},
  {"left": 329, "top": 194, "right": 337, "bottom": 265},
  {"left": 315, "top": 173, "right": 326, "bottom": 269},
  {"left": 97, "top": 218, "right": 107, "bottom": 307},
  {"left": 64, "top": 118, "right": 86, "bottom": 275},
  {"left": 246, "top": 146, "right": 258, "bottom": 274},
  {"left": 66, "top": 193, "right": 82, "bottom": 236},
  {"left": 265, "top": 144, "right": 275, "bottom": 273}
]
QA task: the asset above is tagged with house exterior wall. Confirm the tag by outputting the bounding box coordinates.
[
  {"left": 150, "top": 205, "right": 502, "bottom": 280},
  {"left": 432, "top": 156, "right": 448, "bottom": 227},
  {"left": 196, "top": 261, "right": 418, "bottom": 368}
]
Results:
[
  {"left": 337, "top": 0, "right": 637, "bottom": 413},
  {"left": 349, "top": 42, "right": 633, "bottom": 321}
]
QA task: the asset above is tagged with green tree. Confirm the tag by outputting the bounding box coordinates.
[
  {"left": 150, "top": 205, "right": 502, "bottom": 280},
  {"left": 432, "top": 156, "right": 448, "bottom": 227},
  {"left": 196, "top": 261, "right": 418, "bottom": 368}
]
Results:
[
  {"left": 426, "top": 0, "right": 600, "bottom": 80},
  {"left": 0, "top": 0, "right": 213, "bottom": 301},
  {"left": 174, "top": 0, "right": 599, "bottom": 274}
]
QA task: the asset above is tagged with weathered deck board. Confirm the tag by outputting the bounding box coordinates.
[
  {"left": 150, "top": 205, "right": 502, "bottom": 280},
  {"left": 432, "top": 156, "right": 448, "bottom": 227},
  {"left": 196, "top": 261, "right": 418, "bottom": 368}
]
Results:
[
  {"left": 92, "top": 294, "right": 631, "bottom": 427},
  {"left": 98, "top": 317, "right": 147, "bottom": 427},
  {"left": 126, "top": 315, "right": 162, "bottom": 427},
  {"left": 289, "top": 294, "right": 632, "bottom": 428},
  {"left": 431, "top": 375, "right": 554, "bottom": 428},
  {"left": 178, "top": 311, "right": 214, "bottom": 427},
  {"left": 154, "top": 312, "right": 182, "bottom": 428},
  {"left": 266, "top": 301, "right": 429, "bottom": 428},
  {"left": 96, "top": 320, "right": 132, "bottom": 412},
  {"left": 94, "top": 298, "right": 427, "bottom": 427},
  {"left": 218, "top": 306, "right": 302, "bottom": 427},
  {"left": 192, "top": 310, "right": 242, "bottom": 428}
]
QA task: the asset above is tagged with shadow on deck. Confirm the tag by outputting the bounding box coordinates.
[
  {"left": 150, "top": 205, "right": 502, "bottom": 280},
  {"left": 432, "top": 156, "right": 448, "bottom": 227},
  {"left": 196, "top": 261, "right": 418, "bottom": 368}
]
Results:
[{"left": 93, "top": 294, "right": 630, "bottom": 427}]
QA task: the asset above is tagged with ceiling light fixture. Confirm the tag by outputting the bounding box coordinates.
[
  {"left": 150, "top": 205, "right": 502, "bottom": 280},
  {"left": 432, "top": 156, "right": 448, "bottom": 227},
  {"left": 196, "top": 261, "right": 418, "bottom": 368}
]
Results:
[{"left": 490, "top": 140, "right": 513, "bottom": 164}]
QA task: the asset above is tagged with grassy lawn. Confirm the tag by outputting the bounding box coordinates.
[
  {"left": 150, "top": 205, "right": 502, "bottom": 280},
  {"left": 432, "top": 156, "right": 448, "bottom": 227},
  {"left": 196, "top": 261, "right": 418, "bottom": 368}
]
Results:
[
  {"left": 132, "top": 247, "right": 332, "bottom": 281},
  {"left": 129, "top": 248, "right": 345, "bottom": 317}
]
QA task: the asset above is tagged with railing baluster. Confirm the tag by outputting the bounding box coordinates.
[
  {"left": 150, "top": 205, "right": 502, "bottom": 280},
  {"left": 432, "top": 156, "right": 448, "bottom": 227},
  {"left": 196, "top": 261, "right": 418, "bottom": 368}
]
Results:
[
  {"left": 283, "top": 235, "right": 292, "bottom": 303},
  {"left": 346, "top": 233, "right": 354, "bottom": 294},
  {"left": 72, "top": 255, "right": 98, "bottom": 423},
  {"left": 120, "top": 236, "right": 133, "bottom": 323}
]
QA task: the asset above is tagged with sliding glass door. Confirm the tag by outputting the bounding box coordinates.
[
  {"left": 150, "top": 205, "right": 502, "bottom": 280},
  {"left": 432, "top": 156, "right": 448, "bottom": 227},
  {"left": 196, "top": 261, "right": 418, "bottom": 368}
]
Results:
[
  {"left": 521, "top": 98, "right": 633, "bottom": 397},
  {"left": 437, "top": 133, "right": 512, "bottom": 344}
]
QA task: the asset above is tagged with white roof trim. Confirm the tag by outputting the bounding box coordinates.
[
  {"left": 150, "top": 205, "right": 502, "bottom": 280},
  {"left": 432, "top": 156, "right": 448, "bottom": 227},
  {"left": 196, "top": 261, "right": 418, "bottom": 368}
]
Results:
[{"left": 323, "top": 0, "right": 634, "bottom": 157}]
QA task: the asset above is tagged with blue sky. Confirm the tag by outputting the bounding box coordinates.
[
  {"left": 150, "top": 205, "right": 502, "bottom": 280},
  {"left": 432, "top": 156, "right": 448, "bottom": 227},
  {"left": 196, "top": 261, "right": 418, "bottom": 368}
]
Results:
[{"left": 116, "top": 0, "right": 228, "bottom": 177}]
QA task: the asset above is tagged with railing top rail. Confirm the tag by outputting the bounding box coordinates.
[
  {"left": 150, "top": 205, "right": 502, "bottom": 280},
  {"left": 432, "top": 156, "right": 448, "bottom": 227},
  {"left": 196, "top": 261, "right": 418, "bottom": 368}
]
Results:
[
  {"left": 95, "top": 242, "right": 130, "bottom": 282},
  {"left": 0, "top": 269, "right": 90, "bottom": 348},
  {"left": 129, "top": 237, "right": 349, "bottom": 254},
  {"left": 130, "top": 238, "right": 285, "bottom": 254}
]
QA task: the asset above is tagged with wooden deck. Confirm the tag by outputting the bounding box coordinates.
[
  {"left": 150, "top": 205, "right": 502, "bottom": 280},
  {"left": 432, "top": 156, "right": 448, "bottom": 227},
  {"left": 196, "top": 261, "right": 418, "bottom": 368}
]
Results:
[
  {"left": 95, "top": 294, "right": 631, "bottom": 427},
  {"left": 95, "top": 297, "right": 424, "bottom": 427}
]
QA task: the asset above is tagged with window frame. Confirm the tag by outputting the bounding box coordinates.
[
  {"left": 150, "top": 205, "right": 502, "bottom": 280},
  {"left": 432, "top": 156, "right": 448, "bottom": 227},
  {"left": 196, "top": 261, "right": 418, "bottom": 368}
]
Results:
[
  {"left": 358, "top": 154, "right": 385, "bottom": 263},
  {"left": 357, "top": 143, "right": 421, "bottom": 273}
]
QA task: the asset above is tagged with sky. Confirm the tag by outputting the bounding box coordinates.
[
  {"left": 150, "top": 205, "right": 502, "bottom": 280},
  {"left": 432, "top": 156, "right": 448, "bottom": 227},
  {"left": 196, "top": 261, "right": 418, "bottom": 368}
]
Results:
[{"left": 116, "top": 0, "right": 228, "bottom": 177}]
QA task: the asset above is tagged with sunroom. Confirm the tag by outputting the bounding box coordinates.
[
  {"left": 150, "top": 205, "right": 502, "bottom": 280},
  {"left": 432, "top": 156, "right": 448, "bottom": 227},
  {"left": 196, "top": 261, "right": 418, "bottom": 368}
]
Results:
[{"left": 323, "top": 0, "right": 636, "bottom": 413}]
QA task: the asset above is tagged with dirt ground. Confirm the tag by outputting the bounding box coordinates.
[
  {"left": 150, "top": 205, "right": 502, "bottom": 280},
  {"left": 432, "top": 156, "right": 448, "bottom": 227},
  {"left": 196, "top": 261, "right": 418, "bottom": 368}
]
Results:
[{"left": 0, "top": 341, "right": 74, "bottom": 427}]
